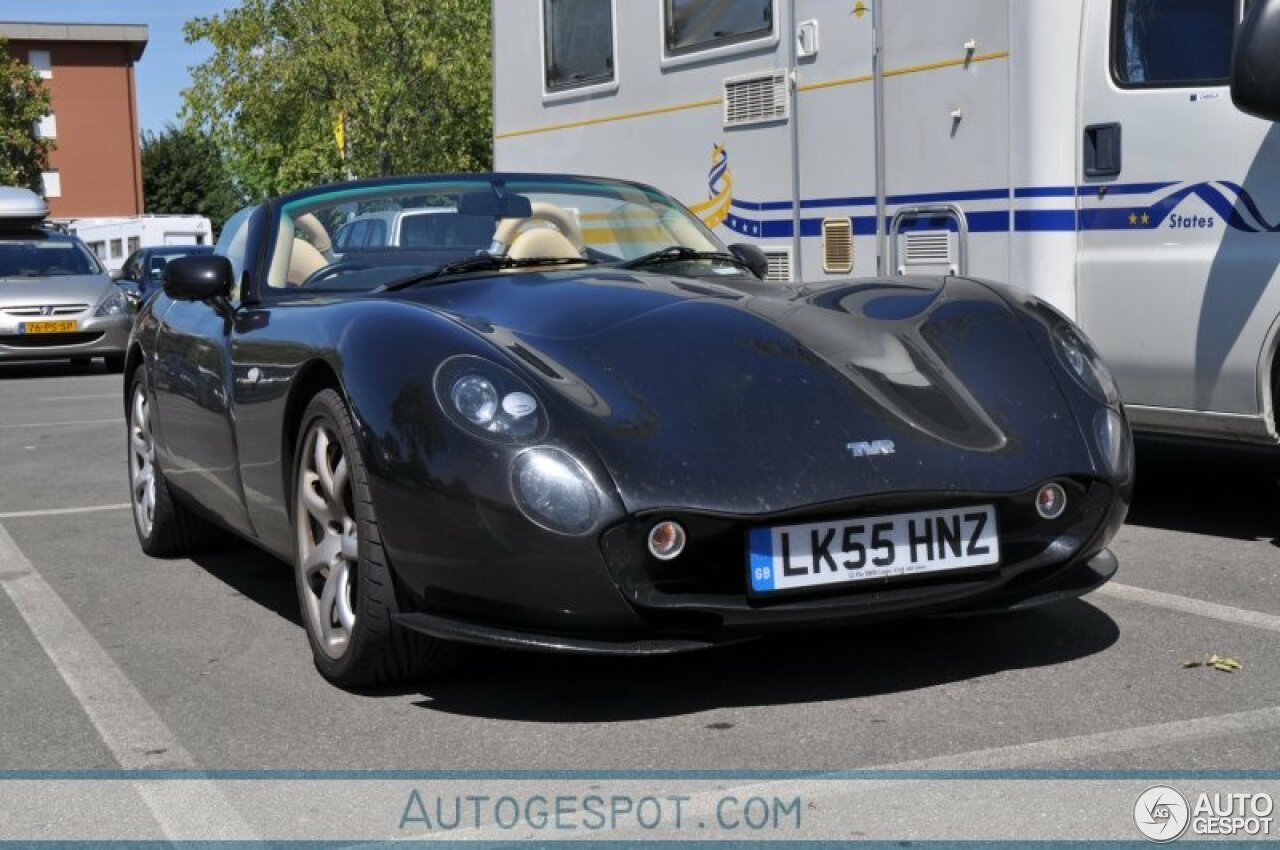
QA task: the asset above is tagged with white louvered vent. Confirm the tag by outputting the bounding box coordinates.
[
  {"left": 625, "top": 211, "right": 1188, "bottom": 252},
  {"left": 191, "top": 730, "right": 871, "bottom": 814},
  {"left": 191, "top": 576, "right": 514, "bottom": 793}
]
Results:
[
  {"left": 898, "top": 230, "right": 958, "bottom": 275},
  {"left": 762, "top": 247, "right": 793, "bottom": 283},
  {"left": 723, "top": 70, "right": 790, "bottom": 128},
  {"left": 821, "top": 217, "right": 853, "bottom": 274}
]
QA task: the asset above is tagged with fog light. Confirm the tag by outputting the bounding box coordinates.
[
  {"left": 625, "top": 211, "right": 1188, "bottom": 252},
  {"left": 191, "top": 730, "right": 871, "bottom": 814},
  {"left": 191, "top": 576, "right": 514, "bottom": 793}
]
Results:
[
  {"left": 1036, "top": 483, "right": 1068, "bottom": 520},
  {"left": 647, "top": 520, "right": 687, "bottom": 561}
]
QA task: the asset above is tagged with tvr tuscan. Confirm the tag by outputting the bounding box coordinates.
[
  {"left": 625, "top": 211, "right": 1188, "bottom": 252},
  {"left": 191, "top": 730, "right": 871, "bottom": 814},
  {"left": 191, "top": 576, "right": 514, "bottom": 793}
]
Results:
[{"left": 124, "top": 173, "right": 1132, "bottom": 687}]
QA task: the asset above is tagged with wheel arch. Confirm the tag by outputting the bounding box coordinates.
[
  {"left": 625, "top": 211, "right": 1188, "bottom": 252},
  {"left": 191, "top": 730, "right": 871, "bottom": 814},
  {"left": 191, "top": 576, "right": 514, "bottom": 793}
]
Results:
[{"left": 281, "top": 358, "right": 346, "bottom": 512}]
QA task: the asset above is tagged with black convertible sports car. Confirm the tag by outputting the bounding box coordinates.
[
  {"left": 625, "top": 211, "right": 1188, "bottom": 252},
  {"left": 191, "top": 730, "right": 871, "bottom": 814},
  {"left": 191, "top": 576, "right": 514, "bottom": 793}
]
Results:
[{"left": 125, "top": 173, "right": 1132, "bottom": 687}]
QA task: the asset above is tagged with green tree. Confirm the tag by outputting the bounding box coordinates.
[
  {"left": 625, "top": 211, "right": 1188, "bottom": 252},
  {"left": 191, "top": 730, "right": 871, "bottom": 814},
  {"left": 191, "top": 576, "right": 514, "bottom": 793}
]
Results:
[
  {"left": 182, "top": 0, "right": 492, "bottom": 199},
  {"left": 141, "top": 125, "right": 244, "bottom": 233},
  {"left": 0, "top": 38, "right": 54, "bottom": 193}
]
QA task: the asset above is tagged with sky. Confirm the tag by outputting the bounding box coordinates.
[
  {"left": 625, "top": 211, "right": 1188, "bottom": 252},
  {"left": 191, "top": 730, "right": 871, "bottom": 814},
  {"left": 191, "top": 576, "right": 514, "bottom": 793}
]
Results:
[{"left": 2, "top": 0, "right": 240, "bottom": 134}]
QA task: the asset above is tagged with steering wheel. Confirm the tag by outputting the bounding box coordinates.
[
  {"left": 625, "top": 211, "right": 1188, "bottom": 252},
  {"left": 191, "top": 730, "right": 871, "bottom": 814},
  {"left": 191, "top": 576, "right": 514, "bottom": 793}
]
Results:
[
  {"left": 299, "top": 260, "right": 372, "bottom": 288},
  {"left": 491, "top": 202, "right": 586, "bottom": 257}
]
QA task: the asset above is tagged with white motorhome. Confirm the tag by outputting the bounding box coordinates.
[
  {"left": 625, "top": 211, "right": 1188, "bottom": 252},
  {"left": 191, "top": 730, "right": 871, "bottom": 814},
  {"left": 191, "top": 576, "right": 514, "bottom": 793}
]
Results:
[
  {"left": 69, "top": 215, "right": 213, "bottom": 273},
  {"left": 493, "top": 0, "right": 1280, "bottom": 446}
]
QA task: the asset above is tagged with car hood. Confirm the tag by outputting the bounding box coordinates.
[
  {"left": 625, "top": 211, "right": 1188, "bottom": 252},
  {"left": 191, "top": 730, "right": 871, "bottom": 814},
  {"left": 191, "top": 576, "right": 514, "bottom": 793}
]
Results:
[
  {"left": 0, "top": 274, "right": 111, "bottom": 308},
  {"left": 404, "top": 270, "right": 1095, "bottom": 515}
]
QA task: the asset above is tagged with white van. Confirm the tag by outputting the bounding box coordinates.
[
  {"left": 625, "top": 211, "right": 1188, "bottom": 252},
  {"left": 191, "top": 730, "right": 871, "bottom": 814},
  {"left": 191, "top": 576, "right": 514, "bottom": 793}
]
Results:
[
  {"left": 70, "top": 215, "right": 212, "bottom": 274},
  {"left": 493, "top": 0, "right": 1280, "bottom": 446}
]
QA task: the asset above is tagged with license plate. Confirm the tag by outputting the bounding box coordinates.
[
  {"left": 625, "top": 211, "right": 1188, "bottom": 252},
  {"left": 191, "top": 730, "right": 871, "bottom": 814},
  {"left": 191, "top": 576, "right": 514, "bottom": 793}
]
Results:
[
  {"left": 748, "top": 505, "right": 999, "bottom": 594},
  {"left": 19, "top": 320, "right": 77, "bottom": 334}
]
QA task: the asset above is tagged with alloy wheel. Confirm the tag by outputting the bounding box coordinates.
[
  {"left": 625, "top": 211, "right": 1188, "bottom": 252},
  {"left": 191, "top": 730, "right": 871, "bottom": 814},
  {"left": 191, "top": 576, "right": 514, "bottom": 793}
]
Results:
[
  {"left": 295, "top": 421, "right": 359, "bottom": 659},
  {"left": 129, "top": 385, "right": 156, "bottom": 537}
]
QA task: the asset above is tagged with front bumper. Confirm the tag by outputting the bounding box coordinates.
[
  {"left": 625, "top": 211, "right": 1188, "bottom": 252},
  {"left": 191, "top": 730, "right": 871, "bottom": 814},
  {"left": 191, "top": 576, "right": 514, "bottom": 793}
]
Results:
[
  {"left": 0, "top": 315, "right": 131, "bottom": 361},
  {"left": 394, "top": 478, "right": 1128, "bottom": 655}
]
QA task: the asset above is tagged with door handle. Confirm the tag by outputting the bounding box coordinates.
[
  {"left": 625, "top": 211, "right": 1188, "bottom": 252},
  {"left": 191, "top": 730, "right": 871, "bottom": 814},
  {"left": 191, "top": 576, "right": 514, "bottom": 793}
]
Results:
[{"left": 1084, "top": 122, "right": 1122, "bottom": 179}]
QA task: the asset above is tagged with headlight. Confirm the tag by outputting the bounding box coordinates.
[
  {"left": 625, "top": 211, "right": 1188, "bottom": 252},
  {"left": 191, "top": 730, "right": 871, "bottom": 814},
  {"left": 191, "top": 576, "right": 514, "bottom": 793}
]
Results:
[
  {"left": 510, "top": 447, "right": 600, "bottom": 535},
  {"left": 1052, "top": 322, "right": 1119, "bottom": 406},
  {"left": 1094, "top": 408, "right": 1132, "bottom": 479},
  {"left": 434, "top": 355, "right": 546, "bottom": 443},
  {"left": 94, "top": 288, "right": 133, "bottom": 318}
]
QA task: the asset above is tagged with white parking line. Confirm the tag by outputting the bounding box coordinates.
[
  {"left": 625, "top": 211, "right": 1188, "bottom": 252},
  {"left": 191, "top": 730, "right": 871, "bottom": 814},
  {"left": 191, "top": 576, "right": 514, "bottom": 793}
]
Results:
[
  {"left": 0, "top": 418, "right": 120, "bottom": 430},
  {"left": 1097, "top": 581, "right": 1280, "bottom": 634},
  {"left": 0, "top": 504, "right": 130, "bottom": 520},
  {"left": 0, "top": 522, "right": 256, "bottom": 839},
  {"left": 875, "top": 704, "right": 1280, "bottom": 769}
]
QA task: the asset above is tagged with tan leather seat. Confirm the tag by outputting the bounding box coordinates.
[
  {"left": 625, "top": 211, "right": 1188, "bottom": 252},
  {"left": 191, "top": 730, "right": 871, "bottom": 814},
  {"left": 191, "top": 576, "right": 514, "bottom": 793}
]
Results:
[
  {"left": 507, "top": 228, "right": 581, "bottom": 262},
  {"left": 288, "top": 238, "right": 328, "bottom": 286}
]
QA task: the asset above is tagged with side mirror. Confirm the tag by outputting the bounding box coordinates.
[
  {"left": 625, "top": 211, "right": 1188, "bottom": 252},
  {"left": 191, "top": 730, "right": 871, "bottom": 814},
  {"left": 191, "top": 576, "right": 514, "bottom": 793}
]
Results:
[
  {"left": 110, "top": 269, "right": 125, "bottom": 281},
  {"left": 728, "top": 243, "right": 770, "bottom": 280},
  {"left": 164, "top": 255, "right": 234, "bottom": 301},
  {"left": 1232, "top": 0, "right": 1280, "bottom": 121}
]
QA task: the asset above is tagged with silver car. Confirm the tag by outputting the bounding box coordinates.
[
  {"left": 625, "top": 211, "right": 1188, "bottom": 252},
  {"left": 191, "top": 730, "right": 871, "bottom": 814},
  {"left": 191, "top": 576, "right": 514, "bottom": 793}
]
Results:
[{"left": 0, "top": 187, "right": 131, "bottom": 370}]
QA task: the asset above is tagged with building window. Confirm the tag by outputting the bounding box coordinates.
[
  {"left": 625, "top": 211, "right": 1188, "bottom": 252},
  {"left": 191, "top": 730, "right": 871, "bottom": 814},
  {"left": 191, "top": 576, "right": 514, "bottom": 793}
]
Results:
[
  {"left": 41, "top": 171, "right": 61, "bottom": 198},
  {"left": 543, "top": 0, "right": 615, "bottom": 92},
  {"left": 1112, "top": 0, "right": 1235, "bottom": 87},
  {"left": 89, "top": 242, "right": 106, "bottom": 260},
  {"left": 127, "top": 236, "right": 141, "bottom": 254},
  {"left": 665, "top": 0, "right": 774, "bottom": 55},
  {"left": 34, "top": 113, "right": 56, "bottom": 140},
  {"left": 110, "top": 239, "right": 123, "bottom": 259},
  {"left": 27, "top": 50, "right": 52, "bottom": 79}
]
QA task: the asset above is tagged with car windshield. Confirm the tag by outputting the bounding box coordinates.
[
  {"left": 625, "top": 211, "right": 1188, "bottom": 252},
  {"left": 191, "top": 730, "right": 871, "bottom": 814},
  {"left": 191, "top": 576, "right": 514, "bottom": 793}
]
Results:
[
  {"left": 0, "top": 236, "right": 102, "bottom": 278},
  {"left": 268, "top": 175, "right": 732, "bottom": 292}
]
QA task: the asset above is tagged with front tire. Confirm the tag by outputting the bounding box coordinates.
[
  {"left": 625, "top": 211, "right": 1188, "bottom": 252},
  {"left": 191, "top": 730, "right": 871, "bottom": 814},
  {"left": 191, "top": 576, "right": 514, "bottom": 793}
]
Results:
[
  {"left": 292, "top": 388, "right": 454, "bottom": 688},
  {"left": 127, "top": 367, "right": 224, "bottom": 556}
]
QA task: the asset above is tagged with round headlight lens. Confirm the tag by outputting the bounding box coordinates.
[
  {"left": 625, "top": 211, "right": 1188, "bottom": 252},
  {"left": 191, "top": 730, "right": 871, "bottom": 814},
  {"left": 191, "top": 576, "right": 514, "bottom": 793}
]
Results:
[
  {"left": 1094, "top": 407, "right": 1132, "bottom": 479},
  {"left": 1053, "top": 323, "right": 1119, "bottom": 406},
  {"left": 511, "top": 447, "right": 599, "bottom": 535},
  {"left": 450, "top": 374, "right": 500, "bottom": 426},
  {"left": 435, "top": 356, "right": 547, "bottom": 444}
]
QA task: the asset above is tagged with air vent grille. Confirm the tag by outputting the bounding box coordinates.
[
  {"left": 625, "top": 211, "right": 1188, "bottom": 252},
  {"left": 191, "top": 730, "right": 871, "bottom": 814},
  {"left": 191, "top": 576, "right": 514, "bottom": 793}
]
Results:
[
  {"left": 762, "top": 248, "right": 792, "bottom": 283},
  {"left": 723, "top": 70, "right": 790, "bottom": 128},
  {"left": 903, "top": 231, "right": 953, "bottom": 264},
  {"left": 821, "top": 217, "right": 853, "bottom": 274},
  {"left": 3, "top": 304, "right": 88, "bottom": 317}
]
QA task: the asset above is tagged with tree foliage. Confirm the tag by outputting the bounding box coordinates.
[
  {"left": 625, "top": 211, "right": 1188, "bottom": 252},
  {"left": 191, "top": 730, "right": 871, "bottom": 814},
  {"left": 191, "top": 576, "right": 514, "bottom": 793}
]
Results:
[
  {"left": 141, "top": 125, "right": 245, "bottom": 233},
  {"left": 182, "top": 0, "right": 492, "bottom": 200},
  {"left": 0, "top": 39, "right": 54, "bottom": 193}
]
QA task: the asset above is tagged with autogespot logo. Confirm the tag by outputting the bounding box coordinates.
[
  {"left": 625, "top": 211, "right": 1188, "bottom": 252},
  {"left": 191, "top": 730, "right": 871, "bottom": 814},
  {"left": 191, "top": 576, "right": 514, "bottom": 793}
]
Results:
[{"left": 1135, "top": 785, "right": 1191, "bottom": 842}]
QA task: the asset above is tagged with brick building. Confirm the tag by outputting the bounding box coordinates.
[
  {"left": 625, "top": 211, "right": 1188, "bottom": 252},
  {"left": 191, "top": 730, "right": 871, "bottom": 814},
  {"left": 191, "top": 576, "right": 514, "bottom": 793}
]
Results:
[{"left": 1, "top": 22, "right": 149, "bottom": 220}]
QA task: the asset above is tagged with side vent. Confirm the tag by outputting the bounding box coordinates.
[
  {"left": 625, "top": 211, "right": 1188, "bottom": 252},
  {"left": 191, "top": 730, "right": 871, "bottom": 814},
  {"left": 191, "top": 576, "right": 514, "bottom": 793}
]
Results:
[
  {"left": 723, "top": 70, "right": 790, "bottom": 128},
  {"left": 897, "top": 230, "right": 958, "bottom": 275},
  {"left": 821, "top": 217, "right": 853, "bottom": 274},
  {"left": 762, "top": 247, "right": 793, "bottom": 283}
]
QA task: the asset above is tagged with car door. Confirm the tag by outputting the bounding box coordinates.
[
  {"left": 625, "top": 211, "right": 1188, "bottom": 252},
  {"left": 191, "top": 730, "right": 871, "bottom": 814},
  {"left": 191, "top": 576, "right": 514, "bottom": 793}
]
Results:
[
  {"left": 149, "top": 206, "right": 258, "bottom": 535},
  {"left": 1076, "top": 0, "right": 1280, "bottom": 431}
]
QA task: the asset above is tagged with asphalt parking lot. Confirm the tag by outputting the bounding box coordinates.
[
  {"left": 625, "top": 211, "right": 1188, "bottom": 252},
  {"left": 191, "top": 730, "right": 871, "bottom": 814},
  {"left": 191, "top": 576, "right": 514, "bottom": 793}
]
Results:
[{"left": 1, "top": 360, "right": 1279, "bottom": 773}]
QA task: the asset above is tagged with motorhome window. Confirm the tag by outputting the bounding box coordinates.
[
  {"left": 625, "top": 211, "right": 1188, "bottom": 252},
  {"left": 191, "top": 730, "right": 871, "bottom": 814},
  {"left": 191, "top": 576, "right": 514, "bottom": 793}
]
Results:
[
  {"left": 109, "top": 239, "right": 123, "bottom": 259},
  {"left": 1112, "top": 0, "right": 1234, "bottom": 86},
  {"left": 89, "top": 241, "right": 105, "bottom": 260},
  {"left": 127, "top": 236, "right": 140, "bottom": 254},
  {"left": 665, "top": 0, "right": 773, "bottom": 54},
  {"left": 543, "top": 0, "right": 614, "bottom": 91}
]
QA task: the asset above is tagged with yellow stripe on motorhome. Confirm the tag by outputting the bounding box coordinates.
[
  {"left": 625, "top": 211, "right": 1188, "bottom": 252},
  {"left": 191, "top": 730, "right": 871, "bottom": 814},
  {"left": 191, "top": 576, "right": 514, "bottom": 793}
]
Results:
[{"left": 496, "top": 52, "right": 1010, "bottom": 140}]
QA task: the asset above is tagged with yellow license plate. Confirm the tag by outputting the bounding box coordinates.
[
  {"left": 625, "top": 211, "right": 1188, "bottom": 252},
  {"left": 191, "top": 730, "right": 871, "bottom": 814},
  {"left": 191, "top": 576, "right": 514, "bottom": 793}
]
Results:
[{"left": 20, "top": 320, "right": 78, "bottom": 334}]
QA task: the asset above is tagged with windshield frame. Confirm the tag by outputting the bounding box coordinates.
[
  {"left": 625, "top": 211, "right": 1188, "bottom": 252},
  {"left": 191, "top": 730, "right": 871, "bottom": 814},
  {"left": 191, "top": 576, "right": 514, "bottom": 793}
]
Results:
[{"left": 251, "top": 173, "right": 731, "bottom": 301}]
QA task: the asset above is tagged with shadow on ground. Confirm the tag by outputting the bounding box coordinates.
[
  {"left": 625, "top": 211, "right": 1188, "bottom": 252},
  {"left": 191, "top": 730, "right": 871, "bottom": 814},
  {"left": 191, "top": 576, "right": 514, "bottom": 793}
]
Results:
[
  {"left": 190, "top": 538, "right": 1120, "bottom": 721},
  {"left": 1126, "top": 437, "right": 1280, "bottom": 541},
  {"left": 0, "top": 360, "right": 119, "bottom": 381},
  {"left": 399, "top": 600, "right": 1118, "bottom": 722}
]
